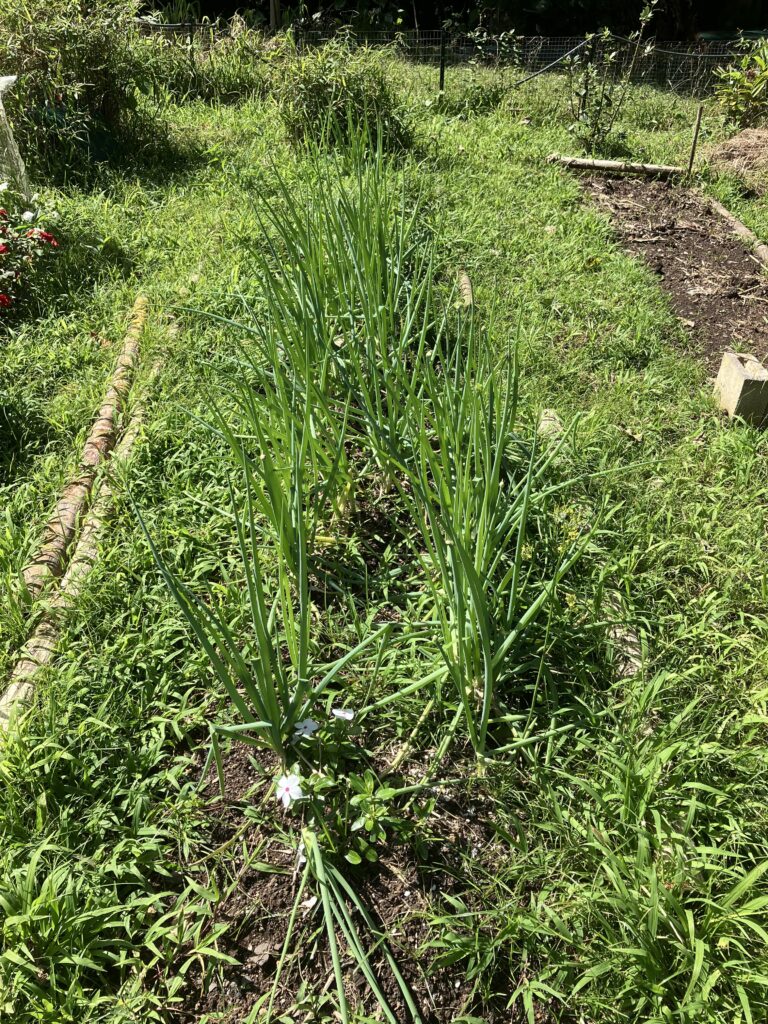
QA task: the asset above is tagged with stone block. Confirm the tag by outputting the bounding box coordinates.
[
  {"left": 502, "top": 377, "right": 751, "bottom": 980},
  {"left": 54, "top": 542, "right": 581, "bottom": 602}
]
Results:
[
  {"left": 714, "top": 351, "right": 768, "bottom": 426},
  {"left": 538, "top": 408, "right": 563, "bottom": 439}
]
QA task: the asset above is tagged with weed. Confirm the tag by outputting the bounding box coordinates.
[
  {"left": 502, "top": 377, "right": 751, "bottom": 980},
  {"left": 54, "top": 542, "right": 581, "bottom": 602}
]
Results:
[{"left": 275, "top": 39, "right": 412, "bottom": 150}]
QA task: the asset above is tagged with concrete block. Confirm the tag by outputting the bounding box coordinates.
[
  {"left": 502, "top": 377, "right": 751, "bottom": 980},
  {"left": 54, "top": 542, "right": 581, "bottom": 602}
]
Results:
[
  {"left": 714, "top": 351, "right": 768, "bottom": 426},
  {"left": 538, "top": 408, "right": 563, "bottom": 439}
]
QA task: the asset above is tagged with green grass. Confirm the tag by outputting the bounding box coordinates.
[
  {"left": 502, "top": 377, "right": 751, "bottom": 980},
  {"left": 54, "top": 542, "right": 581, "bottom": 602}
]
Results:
[{"left": 1, "top": 58, "right": 768, "bottom": 1024}]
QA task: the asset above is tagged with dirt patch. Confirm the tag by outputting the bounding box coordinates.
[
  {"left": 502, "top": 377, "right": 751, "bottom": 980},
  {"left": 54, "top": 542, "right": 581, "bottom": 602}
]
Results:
[
  {"left": 710, "top": 128, "right": 768, "bottom": 195},
  {"left": 169, "top": 740, "right": 516, "bottom": 1024},
  {"left": 584, "top": 175, "right": 768, "bottom": 370}
]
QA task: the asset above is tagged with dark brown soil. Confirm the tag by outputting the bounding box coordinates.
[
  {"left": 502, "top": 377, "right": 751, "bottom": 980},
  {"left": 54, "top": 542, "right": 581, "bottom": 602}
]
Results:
[
  {"left": 168, "top": 740, "right": 517, "bottom": 1024},
  {"left": 584, "top": 175, "right": 768, "bottom": 370}
]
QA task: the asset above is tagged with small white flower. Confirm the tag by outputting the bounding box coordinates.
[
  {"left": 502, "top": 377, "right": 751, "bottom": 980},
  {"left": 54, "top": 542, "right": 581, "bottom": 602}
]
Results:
[
  {"left": 21, "top": 211, "right": 34, "bottom": 223},
  {"left": 0, "top": 182, "right": 8, "bottom": 192},
  {"left": 292, "top": 718, "right": 319, "bottom": 740},
  {"left": 275, "top": 773, "right": 303, "bottom": 809},
  {"left": 331, "top": 708, "right": 355, "bottom": 722}
]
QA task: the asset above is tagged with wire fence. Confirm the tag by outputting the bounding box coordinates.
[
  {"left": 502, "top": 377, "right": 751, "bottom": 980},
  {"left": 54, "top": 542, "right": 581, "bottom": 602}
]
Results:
[
  {"left": 134, "top": 21, "right": 743, "bottom": 96},
  {"left": 294, "top": 30, "right": 740, "bottom": 94}
]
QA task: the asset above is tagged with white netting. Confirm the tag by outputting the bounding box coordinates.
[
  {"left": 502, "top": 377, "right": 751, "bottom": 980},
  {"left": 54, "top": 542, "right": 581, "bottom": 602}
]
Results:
[{"left": 0, "top": 77, "right": 30, "bottom": 202}]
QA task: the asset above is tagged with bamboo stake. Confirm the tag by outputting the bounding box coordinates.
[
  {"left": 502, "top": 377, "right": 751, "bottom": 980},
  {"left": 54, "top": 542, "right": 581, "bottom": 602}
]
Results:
[
  {"left": 548, "top": 153, "right": 685, "bottom": 179},
  {"left": 708, "top": 198, "right": 768, "bottom": 270},
  {"left": 0, "top": 359, "right": 161, "bottom": 730},
  {"left": 687, "top": 104, "right": 703, "bottom": 176},
  {"left": 457, "top": 269, "right": 474, "bottom": 308},
  {"left": 22, "top": 295, "right": 147, "bottom": 598}
]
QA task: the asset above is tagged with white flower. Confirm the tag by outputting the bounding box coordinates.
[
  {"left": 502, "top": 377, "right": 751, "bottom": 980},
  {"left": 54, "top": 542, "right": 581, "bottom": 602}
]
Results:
[
  {"left": 292, "top": 718, "right": 319, "bottom": 740},
  {"left": 0, "top": 182, "right": 8, "bottom": 192},
  {"left": 21, "top": 211, "right": 34, "bottom": 223},
  {"left": 275, "top": 773, "right": 303, "bottom": 809},
  {"left": 331, "top": 708, "right": 355, "bottom": 722}
]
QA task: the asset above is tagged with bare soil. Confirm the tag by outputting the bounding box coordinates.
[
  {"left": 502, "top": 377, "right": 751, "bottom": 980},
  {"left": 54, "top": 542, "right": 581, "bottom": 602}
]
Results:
[
  {"left": 170, "top": 740, "right": 517, "bottom": 1024},
  {"left": 584, "top": 175, "right": 768, "bottom": 370}
]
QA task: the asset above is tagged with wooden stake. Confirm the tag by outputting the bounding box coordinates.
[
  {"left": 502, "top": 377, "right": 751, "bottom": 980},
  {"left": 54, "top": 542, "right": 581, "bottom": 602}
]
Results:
[
  {"left": 548, "top": 153, "right": 685, "bottom": 179},
  {"left": 687, "top": 104, "right": 703, "bottom": 176},
  {"left": 708, "top": 198, "right": 768, "bottom": 270}
]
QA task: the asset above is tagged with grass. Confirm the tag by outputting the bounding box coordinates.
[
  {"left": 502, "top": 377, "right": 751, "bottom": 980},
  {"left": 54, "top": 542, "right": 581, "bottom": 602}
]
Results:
[{"left": 1, "top": 54, "right": 768, "bottom": 1024}]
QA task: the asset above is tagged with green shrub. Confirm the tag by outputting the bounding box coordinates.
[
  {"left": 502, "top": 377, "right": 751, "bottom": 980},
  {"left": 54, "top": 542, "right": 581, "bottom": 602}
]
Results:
[
  {"left": 142, "top": 19, "right": 285, "bottom": 105},
  {"left": 0, "top": 0, "right": 164, "bottom": 177},
  {"left": 715, "top": 40, "right": 768, "bottom": 128},
  {"left": 275, "top": 40, "right": 412, "bottom": 150},
  {"left": 188, "top": 27, "right": 273, "bottom": 102}
]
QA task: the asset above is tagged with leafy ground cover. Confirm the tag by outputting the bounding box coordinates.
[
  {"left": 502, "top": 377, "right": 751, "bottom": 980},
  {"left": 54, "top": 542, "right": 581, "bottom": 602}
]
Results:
[{"left": 2, "top": 61, "right": 768, "bottom": 1024}]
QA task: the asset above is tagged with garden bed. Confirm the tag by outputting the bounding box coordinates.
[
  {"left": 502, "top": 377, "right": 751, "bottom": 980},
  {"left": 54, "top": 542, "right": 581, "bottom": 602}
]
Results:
[
  {"left": 584, "top": 175, "right": 768, "bottom": 369},
  {"left": 174, "top": 744, "right": 488, "bottom": 1024}
]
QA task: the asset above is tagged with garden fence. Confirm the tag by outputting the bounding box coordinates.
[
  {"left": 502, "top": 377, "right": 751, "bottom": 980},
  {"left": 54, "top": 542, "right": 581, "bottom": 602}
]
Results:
[{"left": 134, "top": 21, "right": 744, "bottom": 96}]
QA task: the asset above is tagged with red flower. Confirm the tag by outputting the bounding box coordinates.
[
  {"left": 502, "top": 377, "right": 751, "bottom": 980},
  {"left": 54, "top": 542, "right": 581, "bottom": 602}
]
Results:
[
  {"left": 0, "top": 244, "right": 8, "bottom": 255},
  {"left": 0, "top": 294, "right": 12, "bottom": 307},
  {"left": 0, "top": 209, "right": 7, "bottom": 220},
  {"left": 27, "top": 228, "right": 59, "bottom": 247}
]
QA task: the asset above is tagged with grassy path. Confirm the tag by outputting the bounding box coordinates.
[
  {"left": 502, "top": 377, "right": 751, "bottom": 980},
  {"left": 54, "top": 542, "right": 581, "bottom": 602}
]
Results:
[{"left": 1, "top": 78, "right": 768, "bottom": 1023}]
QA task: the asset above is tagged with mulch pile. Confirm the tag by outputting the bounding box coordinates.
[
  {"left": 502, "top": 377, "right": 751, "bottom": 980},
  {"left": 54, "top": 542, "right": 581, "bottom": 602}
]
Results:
[{"left": 710, "top": 128, "right": 768, "bottom": 195}]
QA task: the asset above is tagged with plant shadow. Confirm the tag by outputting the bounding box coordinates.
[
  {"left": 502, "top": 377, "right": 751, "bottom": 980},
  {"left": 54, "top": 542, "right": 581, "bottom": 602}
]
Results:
[
  {"left": 0, "top": 398, "right": 51, "bottom": 486},
  {"left": 30, "top": 108, "right": 210, "bottom": 192}
]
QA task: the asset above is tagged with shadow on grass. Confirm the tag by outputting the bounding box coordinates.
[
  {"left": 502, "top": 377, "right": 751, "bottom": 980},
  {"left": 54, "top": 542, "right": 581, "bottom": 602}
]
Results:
[
  {"left": 0, "top": 397, "right": 52, "bottom": 487},
  {"left": 28, "top": 107, "right": 210, "bottom": 192},
  {"left": 0, "top": 223, "right": 135, "bottom": 331}
]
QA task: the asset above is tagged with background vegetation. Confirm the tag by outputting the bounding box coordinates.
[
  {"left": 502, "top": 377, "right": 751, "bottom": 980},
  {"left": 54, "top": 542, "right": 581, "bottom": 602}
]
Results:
[{"left": 178, "top": 0, "right": 766, "bottom": 38}]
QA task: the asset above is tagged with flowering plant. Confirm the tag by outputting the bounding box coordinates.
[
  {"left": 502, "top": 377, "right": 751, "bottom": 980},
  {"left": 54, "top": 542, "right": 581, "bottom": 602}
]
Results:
[{"left": 0, "top": 186, "right": 60, "bottom": 311}]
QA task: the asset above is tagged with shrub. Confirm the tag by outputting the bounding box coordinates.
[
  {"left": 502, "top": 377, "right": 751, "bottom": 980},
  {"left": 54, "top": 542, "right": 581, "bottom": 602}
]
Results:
[
  {"left": 275, "top": 40, "right": 412, "bottom": 150},
  {"left": 565, "top": 5, "right": 656, "bottom": 151},
  {"left": 0, "top": 0, "right": 163, "bottom": 176},
  {"left": 0, "top": 187, "right": 59, "bottom": 313},
  {"left": 157, "top": 21, "right": 289, "bottom": 104},
  {"left": 715, "top": 40, "right": 768, "bottom": 128}
]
